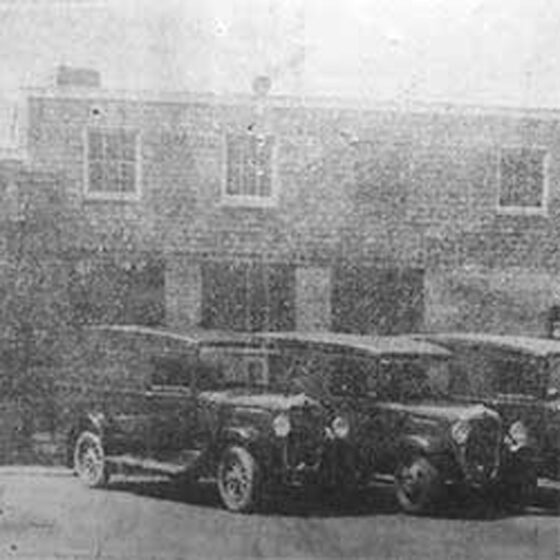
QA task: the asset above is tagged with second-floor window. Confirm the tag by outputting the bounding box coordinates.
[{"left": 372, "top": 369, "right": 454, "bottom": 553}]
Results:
[
  {"left": 224, "top": 133, "right": 275, "bottom": 205},
  {"left": 85, "top": 128, "right": 140, "bottom": 199},
  {"left": 498, "top": 147, "right": 548, "bottom": 213}
]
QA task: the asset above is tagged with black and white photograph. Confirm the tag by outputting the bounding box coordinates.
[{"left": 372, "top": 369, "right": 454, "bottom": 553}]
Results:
[{"left": 0, "top": 0, "right": 559, "bottom": 558}]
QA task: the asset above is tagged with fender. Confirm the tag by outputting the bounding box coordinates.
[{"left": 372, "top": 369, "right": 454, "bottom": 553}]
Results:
[
  {"left": 215, "top": 424, "right": 275, "bottom": 467},
  {"left": 399, "top": 434, "right": 448, "bottom": 458}
]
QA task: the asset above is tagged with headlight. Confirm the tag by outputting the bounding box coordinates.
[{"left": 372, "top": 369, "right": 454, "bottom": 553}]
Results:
[
  {"left": 272, "top": 413, "right": 291, "bottom": 438},
  {"left": 332, "top": 416, "right": 350, "bottom": 439},
  {"left": 506, "top": 420, "right": 528, "bottom": 451},
  {"left": 451, "top": 420, "right": 471, "bottom": 446}
]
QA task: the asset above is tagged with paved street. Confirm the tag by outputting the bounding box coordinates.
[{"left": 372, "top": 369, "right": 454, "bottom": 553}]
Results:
[{"left": 0, "top": 467, "right": 558, "bottom": 560}]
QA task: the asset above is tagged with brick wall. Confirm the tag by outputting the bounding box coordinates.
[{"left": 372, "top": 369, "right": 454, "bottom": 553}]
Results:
[
  {"left": 424, "top": 266, "right": 560, "bottom": 336},
  {"left": 165, "top": 258, "right": 201, "bottom": 329},
  {"left": 295, "top": 266, "right": 331, "bottom": 331},
  {"left": 25, "top": 91, "right": 560, "bottom": 334}
]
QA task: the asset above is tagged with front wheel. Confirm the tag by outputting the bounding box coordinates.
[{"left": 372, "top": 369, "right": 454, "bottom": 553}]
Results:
[
  {"left": 73, "top": 431, "right": 109, "bottom": 489},
  {"left": 499, "top": 467, "right": 537, "bottom": 513},
  {"left": 394, "top": 456, "right": 442, "bottom": 514},
  {"left": 217, "top": 446, "right": 261, "bottom": 513}
]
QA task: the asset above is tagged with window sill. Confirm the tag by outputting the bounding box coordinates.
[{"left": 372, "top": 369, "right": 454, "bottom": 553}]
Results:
[
  {"left": 219, "top": 195, "right": 278, "bottom": 209},
  {"left": 84, "top": 191, "right": 141, "bottom": 203},
  {"left": 496, "top": 206, "right": 548, "bottom": 217}
]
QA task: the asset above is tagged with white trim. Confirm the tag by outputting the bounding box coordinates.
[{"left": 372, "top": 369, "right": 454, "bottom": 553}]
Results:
[
  {"left": 26, "top": 86, "right": 560, "bottom": 121},
  {"left": 220, "top": 132, "right": 279, "bottom": 209},
  {"left": 82, "top": 126, "right": 142, "bottom": 202},
  {"left": 233, "top": 350, "right": 270, "bottom": 386},
  {"left": 496, "top": 145, "right": 549, "bottom": 216}
]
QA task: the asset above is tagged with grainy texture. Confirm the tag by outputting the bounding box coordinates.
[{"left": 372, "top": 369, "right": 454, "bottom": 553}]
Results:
[
  {"left": 25, "top": 92, "right": 560, "bottom": 335},
  {"left": 1, "top": 2, "right": 560, "bottom": 559},
  {"left": 0, "top": 469, "right": 558, "bottom": 560}
]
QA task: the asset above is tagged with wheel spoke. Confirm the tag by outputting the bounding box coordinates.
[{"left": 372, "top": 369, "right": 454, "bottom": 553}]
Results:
[
  {"left": 224, "top": 459, "right": 249, "bottom": 503},
  {"left": 75, "top": 434, "right": 106, "bottom": 488},
  {"left": 397, "top": 459, "right": 434, "bottom": 509}
]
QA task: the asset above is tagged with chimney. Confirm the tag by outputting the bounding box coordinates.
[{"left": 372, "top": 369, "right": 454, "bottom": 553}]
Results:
[
  {"left": 56, "top": 65, "right": 101, "bottom": 88},
  {"left": 252, "top": 75, "right": 272, "bottom": 98}
]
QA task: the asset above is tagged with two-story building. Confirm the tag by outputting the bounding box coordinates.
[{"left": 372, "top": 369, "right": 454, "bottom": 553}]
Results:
[{"left": 13, "top": 69, "right": 560, "bottom": 337}]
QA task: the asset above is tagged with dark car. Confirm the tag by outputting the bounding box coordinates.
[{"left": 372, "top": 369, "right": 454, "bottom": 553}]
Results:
[
  {"left": 65, "top": 325, "right": 329, "bottom": 513},
  {"left": 420, "top": 333, "right": 560, "bottom": 486},
  {"left": 256, "top": 332, "right": 506, "bottom": 514}
]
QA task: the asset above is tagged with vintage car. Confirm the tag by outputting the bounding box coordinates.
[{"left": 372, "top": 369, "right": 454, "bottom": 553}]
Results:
[
  {"left": 65, "top": 325, "right": 330, "bottom": 513},
  {"left": 419, "top": 333, "right": 560, "bottom": 486},
  {"left": 256, "top": 332, "right": 509, "bottom": 514}
]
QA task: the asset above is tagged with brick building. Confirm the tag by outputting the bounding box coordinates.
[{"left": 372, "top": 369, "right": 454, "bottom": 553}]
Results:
[{"left": 16, "top": 76, "right": 560, "bottom": 337}]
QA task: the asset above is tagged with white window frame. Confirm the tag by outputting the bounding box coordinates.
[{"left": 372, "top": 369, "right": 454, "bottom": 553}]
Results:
[
  {"left": 496, "top": 145, "right": 549, "bottom": 216},
  {"left": 219, "top": 349, "right": 270, "bottom": 386},
  {"left": 221, "top": 132, "right": 278, "bottom": 208},
  {"left": 83, "top": 126, "right": 142, "bottom": 201}
]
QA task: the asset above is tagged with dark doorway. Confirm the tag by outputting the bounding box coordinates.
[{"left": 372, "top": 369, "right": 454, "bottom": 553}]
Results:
[
  {"left": 69, "top": 256, "right": 165, "bottom": 326},
  {"left": 332, "top": 265, "right": 424, "bottom": 334},
  {"left": 200, "top": 261, "right": 295, "bottom": 332}
]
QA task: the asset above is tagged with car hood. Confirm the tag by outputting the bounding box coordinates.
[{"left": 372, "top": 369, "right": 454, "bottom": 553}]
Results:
[
  {"left": 198, "top": 390, "right": 320, "bottom": 411},
  {"left": 376, "top": 401, "right": 499, "bottom": 422}
]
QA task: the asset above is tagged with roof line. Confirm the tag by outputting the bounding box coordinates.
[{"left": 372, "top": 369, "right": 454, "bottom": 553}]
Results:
[{"left": 22, "top": 86, "right": 560, "bottom": 120}]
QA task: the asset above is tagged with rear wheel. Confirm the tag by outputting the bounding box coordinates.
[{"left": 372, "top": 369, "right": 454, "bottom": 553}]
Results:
[
  {"left": 217, "top": 446, "right": 261, "bottom": 513},
  {"left": 73, "top": 431, "right": 109, "bottom": 488},
  {"left": 395, "top": 456, "right": 442, "bottom": 514}
]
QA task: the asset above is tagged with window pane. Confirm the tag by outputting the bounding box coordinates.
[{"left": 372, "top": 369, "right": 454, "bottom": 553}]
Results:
[
  {"left": 86, "top": 129, "right": 138, "bottom": 195},
  {"left": 244, "top": 157, "right": 258, "bottom": 195},
  {"left": 88, "top": 131, "right": 103, "bottom": 160},
  {"left": 105, "top": 133, "right": 122, "bottom": 160},
  {"left": 226, "top": 138, "right": 243, "bottom": 195},
  {"left": 490, "top": 356, "right": 542, "bottom": 396},
  {"left": 257, "top": 168, "right": 272, "bottom": 197},
  {"left": 88, "top": 162, "right": 104, "bottom": 192},
  {"left": 150, "top": 356, "right": 191, "bottom": 387},
  {"left": 226, "top": 133, "right": 273, "bottom": 198},
  {"left": 121, "top": 132, "right": 137, "bottom": 161},
  {"left": 120, "top": 163, "right": 136, "bottom": 193},
  {"left": 105, "top": 162, "right": 120, "bottom": 191},
  {"left": 256, "top": 136, "right": 272, "bottom": 196}
]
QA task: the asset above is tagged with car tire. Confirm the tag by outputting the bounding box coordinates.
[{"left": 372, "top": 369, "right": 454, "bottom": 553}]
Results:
[
  {"left": 73, "top": 431, "right": 109, "bottom": 489},
  {"left": 394, "top": 456, "right": 442, "bottom": 514},
  {"left": 217, "top": 445, "right": 261, "bottom": 513}
]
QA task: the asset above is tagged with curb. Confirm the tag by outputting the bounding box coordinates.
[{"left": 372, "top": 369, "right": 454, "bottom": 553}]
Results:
[{"left": 0, "top": 466, "right": 70, "bottom": 477}]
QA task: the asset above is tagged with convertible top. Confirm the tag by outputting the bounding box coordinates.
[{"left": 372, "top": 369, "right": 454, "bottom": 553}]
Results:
[
  {"left": 420, "top": 332, "right": 560, "bottom": 358},
  {"left": 86, "top": 325, "right": 264, "bottom": 349},
  {"left": 256, "top": 331, "right": 450, "bottom": 358}
]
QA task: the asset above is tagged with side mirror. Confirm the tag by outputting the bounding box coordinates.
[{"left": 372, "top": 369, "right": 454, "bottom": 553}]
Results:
[{"left": 546, "top": 387, "right": 559, "bottom": 400}]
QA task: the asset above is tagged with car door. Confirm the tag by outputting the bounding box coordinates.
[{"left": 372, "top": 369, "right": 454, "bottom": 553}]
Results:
[
  {"left": 540, "top": 357, "right": 560, "bottom": 477},
  {"left": 363, "top": 358, "right": 415, "bottom": 474},
  {"left": 88, "top": 332, "right": 153, "bottom": 458},
  {"left": 327, "top": 354, "right": 388, "bottom": 478},
  {"left": 145, "top": 352, "right": 199, "bottom": 462}
]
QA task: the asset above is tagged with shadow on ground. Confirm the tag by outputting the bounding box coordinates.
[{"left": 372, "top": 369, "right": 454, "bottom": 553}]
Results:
[{"left": 102, "top": 476, "right": 560, "bottom": 520}]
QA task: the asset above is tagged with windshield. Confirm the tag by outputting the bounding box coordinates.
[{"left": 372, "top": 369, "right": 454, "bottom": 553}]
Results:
[
  {"left": 278, "top": 350, "right": 453, "bottom": 401},
  {"left": 369, "top": 357, "right": 451, "bottom": 401},
  {"left": 197, "top": 346, "right": 283, "bottom": 391},
  {"left": 198, "top": 346, "right": 454, "bottom": 401}
]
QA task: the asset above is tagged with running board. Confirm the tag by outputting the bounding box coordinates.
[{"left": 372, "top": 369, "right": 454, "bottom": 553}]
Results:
[{"left": 107, "top": 452, "right": 202, "bottom": 476}]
